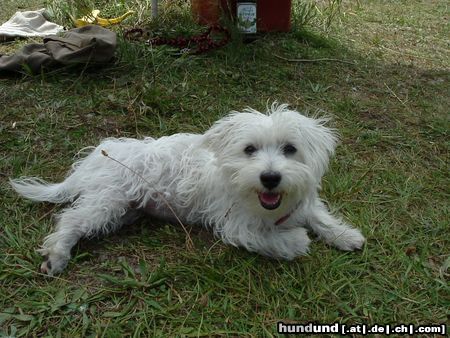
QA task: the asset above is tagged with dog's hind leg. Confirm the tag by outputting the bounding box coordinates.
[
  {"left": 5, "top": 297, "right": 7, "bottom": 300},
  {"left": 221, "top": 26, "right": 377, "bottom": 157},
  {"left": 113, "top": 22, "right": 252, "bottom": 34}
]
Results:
[
  {"left": 38, "top": 194, "right": 129, "bottom": 275},
  {"left": 305, "top": 200, "right": 365, "bottom": 251}
]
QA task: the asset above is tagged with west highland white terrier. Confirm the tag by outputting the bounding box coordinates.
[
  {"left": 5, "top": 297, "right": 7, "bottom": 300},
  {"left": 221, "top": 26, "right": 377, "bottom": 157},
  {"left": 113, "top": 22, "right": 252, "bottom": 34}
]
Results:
[{"left": 11, "top": 103, "right": 365, "bottom": 275}]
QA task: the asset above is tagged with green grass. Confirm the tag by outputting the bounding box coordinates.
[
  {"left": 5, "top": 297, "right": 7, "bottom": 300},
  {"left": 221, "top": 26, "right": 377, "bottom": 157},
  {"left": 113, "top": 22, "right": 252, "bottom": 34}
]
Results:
[{"left": 1, "top": 0, "right": 449, "bottom": 336}]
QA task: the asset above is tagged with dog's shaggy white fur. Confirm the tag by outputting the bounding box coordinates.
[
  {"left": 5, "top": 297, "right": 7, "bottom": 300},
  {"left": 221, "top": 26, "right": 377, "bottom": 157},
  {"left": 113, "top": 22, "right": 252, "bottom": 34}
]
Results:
[{"left": 11, "top": 103, "right": 365, "bottom": 275}]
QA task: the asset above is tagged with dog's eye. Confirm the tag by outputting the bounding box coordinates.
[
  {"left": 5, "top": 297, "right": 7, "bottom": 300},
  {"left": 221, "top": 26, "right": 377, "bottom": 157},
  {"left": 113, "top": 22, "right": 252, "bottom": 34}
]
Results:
[
  {"left": 244, "top": 145, "right": 257, "bottom": 155},
  {"left": 283, "top": 144, "right": 297, "bottom": 155}
]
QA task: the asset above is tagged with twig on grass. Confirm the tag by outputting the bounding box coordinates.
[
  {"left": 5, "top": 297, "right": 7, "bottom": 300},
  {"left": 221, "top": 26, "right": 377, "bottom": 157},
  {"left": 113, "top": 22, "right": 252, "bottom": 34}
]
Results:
[
  {"left": 24, "top": 206, "right": 58, "bottom": 230},
  {"left": 101, "top": 149, "right": 195, "bottom": 251},
  {"left": 274, "top": 54, "right": 356, "bottom": 65},
  {"left": 384, "top": 82, "right": 411, "bottom": 112}
]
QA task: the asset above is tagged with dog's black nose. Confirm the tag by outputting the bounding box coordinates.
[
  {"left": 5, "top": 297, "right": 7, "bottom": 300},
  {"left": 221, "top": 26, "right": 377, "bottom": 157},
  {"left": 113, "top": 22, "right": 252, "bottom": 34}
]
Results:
[{"left": 260, "top": 171, "right": 281, "bottom": 190}]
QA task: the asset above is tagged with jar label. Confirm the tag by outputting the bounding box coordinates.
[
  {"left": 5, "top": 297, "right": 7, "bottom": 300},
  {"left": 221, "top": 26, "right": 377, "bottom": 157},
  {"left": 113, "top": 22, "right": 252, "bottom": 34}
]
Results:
[{"left": 237, "top": 3, "right": 257, "bottom": 33}]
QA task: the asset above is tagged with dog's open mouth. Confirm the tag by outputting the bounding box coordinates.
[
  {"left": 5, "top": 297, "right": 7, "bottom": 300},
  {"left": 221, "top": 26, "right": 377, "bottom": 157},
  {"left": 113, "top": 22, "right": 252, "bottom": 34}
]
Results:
[{"left": 258, "top": 192, "right": 282, "bottom": 210}]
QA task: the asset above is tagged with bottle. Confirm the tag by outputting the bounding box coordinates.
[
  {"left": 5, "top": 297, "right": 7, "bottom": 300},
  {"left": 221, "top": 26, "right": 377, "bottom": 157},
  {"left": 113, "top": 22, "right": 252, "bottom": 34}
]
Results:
[{"left": 236, "top": 0, "right": 258, "bottom": 41}]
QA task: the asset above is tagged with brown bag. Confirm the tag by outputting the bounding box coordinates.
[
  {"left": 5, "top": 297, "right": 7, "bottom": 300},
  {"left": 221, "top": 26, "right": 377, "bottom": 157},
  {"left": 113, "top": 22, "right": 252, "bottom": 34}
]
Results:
[{"left": 0, "top": 25, "right": 117, "bottom": 73}]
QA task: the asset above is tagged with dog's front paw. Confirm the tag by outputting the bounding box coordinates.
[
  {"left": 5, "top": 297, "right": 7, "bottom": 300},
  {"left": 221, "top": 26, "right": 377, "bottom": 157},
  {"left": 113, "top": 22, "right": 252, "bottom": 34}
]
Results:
[
  {"left": 38, "top": 250, "right": 70, "bottom": 276},
  {"left": 331, "top": 227, "right": 365, "bottom": 251},
  {"left": 266, "top": 227, "right": 311, "bottom": 260}
]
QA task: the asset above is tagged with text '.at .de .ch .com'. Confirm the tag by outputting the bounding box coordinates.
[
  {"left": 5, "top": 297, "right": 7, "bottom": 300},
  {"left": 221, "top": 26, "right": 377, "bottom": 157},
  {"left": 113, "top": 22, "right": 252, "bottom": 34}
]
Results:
[{"left": 277, "top": 322, "right": 447, "bottom": 335}]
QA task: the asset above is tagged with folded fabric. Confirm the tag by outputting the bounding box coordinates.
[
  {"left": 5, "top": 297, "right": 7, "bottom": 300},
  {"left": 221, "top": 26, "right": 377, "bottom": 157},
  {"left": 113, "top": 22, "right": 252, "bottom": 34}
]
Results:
[
  {"left": 0, "top": 25, "right": 117, "bottom": 73},
  {"left": 0, "top": 8, "right": 64, "bottom": 38}
]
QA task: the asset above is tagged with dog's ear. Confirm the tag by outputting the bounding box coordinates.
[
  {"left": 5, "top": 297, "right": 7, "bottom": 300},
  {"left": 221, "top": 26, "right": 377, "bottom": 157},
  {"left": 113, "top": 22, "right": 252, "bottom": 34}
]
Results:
[
  {"left": 202, "top": 112, "right": 254, "bottom": 155},
  {"left": 270, "top": 104, "right": 338, "bottom": 179},
  {"left": 294, "top": 114, "right": 338, "bottom": 180},
  {"left": 202, "top": 114, "right": 234, "bottom": 153}
]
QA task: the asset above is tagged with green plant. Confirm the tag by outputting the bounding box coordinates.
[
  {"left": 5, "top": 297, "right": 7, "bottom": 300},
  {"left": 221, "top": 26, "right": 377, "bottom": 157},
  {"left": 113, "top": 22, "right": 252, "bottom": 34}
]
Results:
[{"left": 292, "top": 0, "right": 343, "bottom": 30}]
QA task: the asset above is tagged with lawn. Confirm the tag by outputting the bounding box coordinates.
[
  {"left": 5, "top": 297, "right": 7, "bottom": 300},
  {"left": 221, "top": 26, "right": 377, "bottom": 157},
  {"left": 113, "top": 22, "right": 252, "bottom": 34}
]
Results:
[{"left": 0, "top": 0, "right": 448, "bottom": 336}]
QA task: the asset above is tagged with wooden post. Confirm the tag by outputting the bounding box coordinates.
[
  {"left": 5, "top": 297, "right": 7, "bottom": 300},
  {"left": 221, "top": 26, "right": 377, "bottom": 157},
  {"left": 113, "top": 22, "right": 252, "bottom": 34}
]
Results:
[{"left": 152, "top": 0, "right": 158, "bottom": 18}]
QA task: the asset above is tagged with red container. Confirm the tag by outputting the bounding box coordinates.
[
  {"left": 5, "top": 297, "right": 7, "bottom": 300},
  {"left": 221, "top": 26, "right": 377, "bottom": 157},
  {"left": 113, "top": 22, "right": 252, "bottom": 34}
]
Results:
[
  {"left": 220, "top": 0, "right": 292, "bottom": 32},
  {"left": 191, "top": 0, "right": 220, "bottom": 26},
  {"left": 191, "top": 0, "right": 292, "bottom": 32}
]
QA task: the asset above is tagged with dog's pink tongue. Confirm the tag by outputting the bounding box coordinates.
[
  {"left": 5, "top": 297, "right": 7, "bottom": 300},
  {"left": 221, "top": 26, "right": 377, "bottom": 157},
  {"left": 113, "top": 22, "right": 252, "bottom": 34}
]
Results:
[{"left": 259, "top": 192, "right": 280, "bottom": 205}]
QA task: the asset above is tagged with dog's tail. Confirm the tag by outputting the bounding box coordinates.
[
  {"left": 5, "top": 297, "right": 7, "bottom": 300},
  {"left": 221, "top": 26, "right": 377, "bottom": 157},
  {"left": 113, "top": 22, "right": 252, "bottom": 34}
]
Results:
[{"left": 10, "top": 177, "right": 72, "bottom": 203}]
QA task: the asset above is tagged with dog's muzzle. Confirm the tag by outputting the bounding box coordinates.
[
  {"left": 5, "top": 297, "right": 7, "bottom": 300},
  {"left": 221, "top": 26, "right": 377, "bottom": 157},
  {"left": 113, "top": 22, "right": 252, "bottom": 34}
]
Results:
[
  {"left": 260, "top": 171, "right": 281, "bottom": 190},
  {"left": 258, "top": 171, "right": 282, "bottom": 209},
  {"left": 258, "top": 191, "right": 282, "bottom": 210}
]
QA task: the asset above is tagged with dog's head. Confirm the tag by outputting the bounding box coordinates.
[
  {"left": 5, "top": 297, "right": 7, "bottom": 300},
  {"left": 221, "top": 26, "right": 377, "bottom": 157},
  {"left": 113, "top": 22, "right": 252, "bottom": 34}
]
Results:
[{"left": 203, "top": 103, "right": 338, "bottom": 216}]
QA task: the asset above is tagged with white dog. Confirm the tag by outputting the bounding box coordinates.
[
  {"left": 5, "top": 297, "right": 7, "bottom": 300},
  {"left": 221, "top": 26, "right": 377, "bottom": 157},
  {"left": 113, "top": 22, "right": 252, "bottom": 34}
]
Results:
[{"left": 11, "top": 103, "right": 365, "bottom": 275}]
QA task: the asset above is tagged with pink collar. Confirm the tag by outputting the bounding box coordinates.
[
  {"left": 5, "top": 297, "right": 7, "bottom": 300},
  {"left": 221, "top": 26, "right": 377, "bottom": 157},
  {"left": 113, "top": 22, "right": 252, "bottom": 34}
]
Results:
[
  {"left": 275, "top": 213, "right": 291, "bottom": 225},
  {"left": 224, "top": 201, "right": 301, "bottom": 226},
  {"left": 274, "top": 200, "right": 302, "bottom": 226}
]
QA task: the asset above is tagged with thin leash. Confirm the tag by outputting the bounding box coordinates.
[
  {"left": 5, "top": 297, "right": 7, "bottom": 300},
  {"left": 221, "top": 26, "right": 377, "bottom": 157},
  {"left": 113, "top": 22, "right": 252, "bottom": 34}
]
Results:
[{"left": 124, "top": 25, "right": 231, "bottom": 55}]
